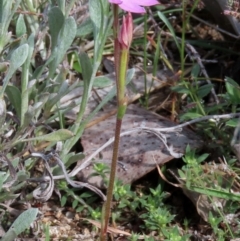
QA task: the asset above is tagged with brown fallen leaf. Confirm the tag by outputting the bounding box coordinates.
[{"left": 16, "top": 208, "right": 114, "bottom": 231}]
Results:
[{"left": 77, "top": 105, "right": 202, "bottom": 188}]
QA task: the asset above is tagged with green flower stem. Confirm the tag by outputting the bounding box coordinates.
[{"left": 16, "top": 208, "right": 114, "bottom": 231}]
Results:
[
  {"left": 113, "top": 4, "right": 120, "bottom": 96},
  {"left": 117, "top": 48, "right": 128, "bottom": 118},
  {"left": 101, "top": 4, "right": 129, "bottom": 240}
]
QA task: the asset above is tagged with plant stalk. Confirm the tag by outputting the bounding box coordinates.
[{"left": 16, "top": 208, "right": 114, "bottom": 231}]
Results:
[{"left": 100, "top": 4, "right": 129, "bottom": 240}]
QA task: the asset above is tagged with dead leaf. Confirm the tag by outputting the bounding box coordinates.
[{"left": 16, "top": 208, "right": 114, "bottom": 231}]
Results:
[{"left": 77, "top": 105, "right": 202, "bottom": 188}]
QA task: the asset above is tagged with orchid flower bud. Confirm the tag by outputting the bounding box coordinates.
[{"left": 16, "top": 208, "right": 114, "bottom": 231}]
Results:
[{"left": 118, "top": 12, "right": 133, "bottom": 50}]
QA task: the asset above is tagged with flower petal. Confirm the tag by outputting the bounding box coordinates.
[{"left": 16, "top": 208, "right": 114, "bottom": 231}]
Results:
[
  {"left": 109, "top": 0, "right": 122, "bottom": 3},
  {"left": 130, "top": 0, "right": 159, "bottom": 6},
  {"left": 119, "top": 1, "right": 146, "bottom": 13},
  {"left": 108, "top": 0, "right": 159, "bottom": 13}
]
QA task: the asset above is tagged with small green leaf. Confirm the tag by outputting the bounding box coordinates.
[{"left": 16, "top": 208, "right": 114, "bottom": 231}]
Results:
[
  {"left": 10, "top": 43, "right": 29, "bottom": 71},
  {"left": 171, "top": 85, "right": 191, "bottom": 94},
  {"left": 188, "top": 185, "right": 240, "bottom": 201},
  {"left": 21, "top": 129, "right": 74, "bottom": 142},
  {"left": 76, "top": 206, "right": 85, "bottom": 212},
  {"left": 72, "top": 199, "right": 78, "bottom": 209},
  {"left": 16, "top": 14, "right": 26, "bottom": 37},
  {"left": 80, "top": 192, "right": 94, "bottom": 198},
  {"left": 178, "top": 169, "right": 186, "bottom": 179},
  {"left": 79, "top": 51, "right": 93, "bottom": 83},
  {"left": 197, "top": 84, "right": 213, "bottom": 98},
  {"left": 66, "top": 153, "right": 85, "bottom": 167},
  {"left": 191, "top": 64, "right": 200, "bottom": 80},
  {"left": 180, "top": 112, "right": 203, "bottom": 121},
  {"left": 61, "top": 195, "right": 67, "bottom": 207},
  {"left": 226, "top": 118, "right": 239, "bottom": 127},
  {"left": 157, "top": 11, "right": 180, "bottom": 51},
  {"left": 225, "top": 76, "right": 239, "bottom": 88},
  {"left": 197, "top": 153, "right": 209, "bottom": 163},
  {"left": 225, "top": 76, "right": 240, "bottom": 104},
  {"left": 0, "top": 62, "right": 8, "bottom": 72}
]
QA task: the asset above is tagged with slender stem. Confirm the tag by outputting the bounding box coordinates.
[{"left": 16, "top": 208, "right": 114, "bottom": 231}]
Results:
[
  {"left": 143, "top": 14, "right": 148, "bottom": 107},
  {"left": 180, "top": 0, "right": 186, "bottom": 81},
  {"left": 117, "top": 49, "right": 128, "bottom": 113},
  {"left": 101, "top": 118, "right": 123, "bottom": 240},
  {"left": 100, "top": 5, "right": 120, "bottom": 240},
  {"left": 113, "top": 4, "right": 120, "bottom": 105},
  {"left": 101, "top": 48, "right": 128, "bottom": 235},
  {"left": 101, "top": 4, "right": 129, "bottom": 240}
]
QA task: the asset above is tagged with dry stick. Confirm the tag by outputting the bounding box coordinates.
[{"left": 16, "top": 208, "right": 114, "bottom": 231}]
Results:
[
  {"left": 185, "top": 42, "right": 219, "bottom": 103},
  {"left": 28, "top": 152, "right": 106, "bottom": 200}
]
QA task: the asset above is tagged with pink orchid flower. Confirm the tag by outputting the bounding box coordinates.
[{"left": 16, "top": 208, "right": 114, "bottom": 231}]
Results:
[{"left": 109, "top": 0, "right": 159, "bottom": 13}]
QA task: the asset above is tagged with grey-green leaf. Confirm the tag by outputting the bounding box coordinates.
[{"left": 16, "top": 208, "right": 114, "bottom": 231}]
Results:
[
  {"left": 10, "top": 43, "right": 29, "bottom": 70},
  {"left": 79, "top": 51, "right": 93, "bottom": 83},
  {"left": 93, "top": 76, "right": 113, "bottom": 88},
  {"left": 0, "top": 229, "right": 17, "bottom": 241},
  {"left": 1, "top": 208, "right": 38, "bottom": 241},
  {"left": 49, "top": 17, "right": 77, "bottom": 78},
  {"left": 11, "top": 208, "right": 38, "bottom": 235},
  {"left": 16, "top": 14, "right": 26, "bottom": 37},
  {"left": 5, "top": 85, "right": 21, "bottom": 118},
  {"left": 48, "top": 7, "right": 64, "bottom": 51},
  {"left": 89, "top": 0, "right": 102, "bottom": 32},
  {"left": 21, "top": 129, "right": 74, "bottom": 142},
  {"left": 76, "top": 18, "right": 93, "bottom": 37},
  {"left": 45, "top": 80, "right": 70, "bottom": 111},
  {"left": 0, "top": 44, "right": 28, "bottom": 97},
  {"left": 56, "top": 17, "right": 77, "bottom": 63}
]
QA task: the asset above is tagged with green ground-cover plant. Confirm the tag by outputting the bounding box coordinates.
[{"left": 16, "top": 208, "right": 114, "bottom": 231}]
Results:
[{"left": 174, "top": 145, "right": 240, "bottom": 239}]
